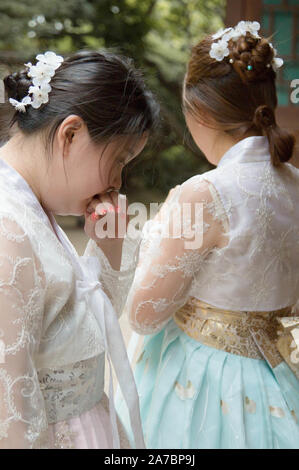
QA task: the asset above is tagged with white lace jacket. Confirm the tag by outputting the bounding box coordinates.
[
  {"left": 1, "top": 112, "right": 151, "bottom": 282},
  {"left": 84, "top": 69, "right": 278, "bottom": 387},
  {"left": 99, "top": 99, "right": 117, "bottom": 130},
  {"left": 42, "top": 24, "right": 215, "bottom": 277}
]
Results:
[
  {"left": 0, "top": 157, "right": 141, "bottom": 449},
  {"left": 0, "top": 135, "right": 298, "bottom": 448},
  {"left": 119, "top": 136, "right": 299, "bottom": 335}
]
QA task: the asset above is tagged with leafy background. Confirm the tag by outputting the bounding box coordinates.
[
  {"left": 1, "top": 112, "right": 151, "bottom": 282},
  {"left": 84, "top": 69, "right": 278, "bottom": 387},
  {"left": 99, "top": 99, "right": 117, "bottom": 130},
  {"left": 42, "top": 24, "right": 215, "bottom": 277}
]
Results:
[{"left": 0, "top": 0, "right": 225, "bottom": 206}]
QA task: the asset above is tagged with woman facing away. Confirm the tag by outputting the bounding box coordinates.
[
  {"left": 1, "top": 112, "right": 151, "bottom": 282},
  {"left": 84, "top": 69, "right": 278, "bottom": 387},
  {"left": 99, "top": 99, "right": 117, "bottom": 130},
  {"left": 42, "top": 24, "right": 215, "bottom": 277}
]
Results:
[
  {"left": 0, "top": 49, "right": 159, "bottom": 449},
  {"left": 115, "top": 21, "right": 299, "bottom": 448}
]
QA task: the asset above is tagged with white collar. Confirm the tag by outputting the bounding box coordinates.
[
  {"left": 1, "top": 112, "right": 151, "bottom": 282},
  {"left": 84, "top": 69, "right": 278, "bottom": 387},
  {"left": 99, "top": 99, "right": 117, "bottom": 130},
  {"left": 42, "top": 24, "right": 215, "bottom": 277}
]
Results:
[
  {"left": 217, "top": 136, "right": 271, "bottom": 168},
  {"left": 0, "top": 157, "right": 53, "bottom": 221},
  {"left": 0, "top": 157, "right": 65, "bottom": 244}
]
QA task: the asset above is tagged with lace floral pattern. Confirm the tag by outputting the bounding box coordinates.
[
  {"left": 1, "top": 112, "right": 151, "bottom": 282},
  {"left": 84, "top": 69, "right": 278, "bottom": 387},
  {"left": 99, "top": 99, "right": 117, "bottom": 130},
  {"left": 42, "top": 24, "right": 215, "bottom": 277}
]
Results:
[
  {"left": 186, "top": 143, "right": 299, "bottom": 312},
  {"left": 0, "top": 157, "right": 136, "bottom": 449},
  {"left": 116, "top": 137, "right": 299, "bottom": 336},
  {"left": 37, "top": 354, "right": 105, "bottom": 424},
  {"left": 84, "top": 235, "right": 141, "bottom": 318},
  {"left": 124, "top": 178, "right": 230, "bottom": 335},
  {"left": 52, "top": 421, "right": 79, "bottom": 449},
  {"left": 0, "top": 215, "right": 48, "bottom": 448}
]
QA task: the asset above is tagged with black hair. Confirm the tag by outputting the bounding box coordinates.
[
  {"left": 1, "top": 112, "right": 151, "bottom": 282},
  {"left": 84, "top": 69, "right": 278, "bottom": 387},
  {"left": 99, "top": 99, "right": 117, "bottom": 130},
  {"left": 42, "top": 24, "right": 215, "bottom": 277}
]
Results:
[{"left": 1, "top": 49, "right": 160, "bottom": 169}]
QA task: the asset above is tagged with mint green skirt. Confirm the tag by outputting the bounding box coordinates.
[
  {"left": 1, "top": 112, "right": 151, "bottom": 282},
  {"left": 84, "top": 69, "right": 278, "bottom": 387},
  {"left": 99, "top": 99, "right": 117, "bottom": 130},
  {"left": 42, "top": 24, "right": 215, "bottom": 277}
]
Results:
[{"left": 116, "top": 319, "right": 299, "bottom": 449}]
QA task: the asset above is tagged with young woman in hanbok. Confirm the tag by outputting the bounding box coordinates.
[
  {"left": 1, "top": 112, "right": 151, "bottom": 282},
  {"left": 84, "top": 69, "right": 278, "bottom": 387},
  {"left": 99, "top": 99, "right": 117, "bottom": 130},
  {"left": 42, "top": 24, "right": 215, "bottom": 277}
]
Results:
[
  {"left": 115, "top": 22, "right": 299, "bottom": 448},
  {"left": 0, "top": 49, "right": 159, "bottom": 449}
]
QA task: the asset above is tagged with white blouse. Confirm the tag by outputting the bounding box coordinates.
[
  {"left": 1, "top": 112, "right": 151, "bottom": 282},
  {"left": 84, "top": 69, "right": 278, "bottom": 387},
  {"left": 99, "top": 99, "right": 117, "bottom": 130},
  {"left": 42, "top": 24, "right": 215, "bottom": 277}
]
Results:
[
  {"left": 0, "top": 157, "right": 143, "bottom": 449},
  {"left": 1, "top": 135, "right": 298, "bottom": 447},
  {"left": 122, "top": 136, "right": 299, "bottom": 335}
]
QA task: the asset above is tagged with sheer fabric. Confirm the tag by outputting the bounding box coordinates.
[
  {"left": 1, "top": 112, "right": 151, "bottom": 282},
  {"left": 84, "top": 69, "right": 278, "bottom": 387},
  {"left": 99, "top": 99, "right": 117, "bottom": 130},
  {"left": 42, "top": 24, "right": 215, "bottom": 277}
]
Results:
[
  {"left": 0, "top": 214, "right": 48, "bottom": 448},
  {"left": 125, "top": 179, "right": 230, "bottom": 335},
  {"left": 0, "top": 157, "right": 141, "bottom": 449},
  {"left": 114, "top": 135, "right": 299, "bottom": 449},
  {"left": 84, "top": 234, "right": 141, "bottom": 318},
  {"left": 125, "top": 136, "right": 299, "bottom": 336}
]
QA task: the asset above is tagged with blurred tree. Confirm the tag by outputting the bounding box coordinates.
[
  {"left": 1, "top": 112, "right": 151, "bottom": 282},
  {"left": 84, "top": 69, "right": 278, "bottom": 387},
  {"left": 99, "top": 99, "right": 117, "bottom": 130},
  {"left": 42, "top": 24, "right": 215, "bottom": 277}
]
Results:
[{"left": 0, "top": 0, "right": 225, "bottom": 202}]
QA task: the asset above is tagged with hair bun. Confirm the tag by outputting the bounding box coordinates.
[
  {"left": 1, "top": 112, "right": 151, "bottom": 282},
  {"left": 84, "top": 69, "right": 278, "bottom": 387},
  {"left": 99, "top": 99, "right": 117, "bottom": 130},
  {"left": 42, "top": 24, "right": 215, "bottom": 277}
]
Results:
[
  {"left": 3, "top": 70, "right": 31, "bottom": 102},
  {"left": 253, "top": 104, "right": 276, "bottom": 130},
  {"left": 231, "top": 35, "right": 275, "bottom": 83}
]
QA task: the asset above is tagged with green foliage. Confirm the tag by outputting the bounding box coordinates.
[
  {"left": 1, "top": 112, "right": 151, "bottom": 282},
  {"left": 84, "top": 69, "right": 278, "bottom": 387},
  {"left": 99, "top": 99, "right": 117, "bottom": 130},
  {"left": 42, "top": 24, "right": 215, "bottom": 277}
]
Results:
[{"left": 0, "top": 0, "right": 225, "bottom": 200}]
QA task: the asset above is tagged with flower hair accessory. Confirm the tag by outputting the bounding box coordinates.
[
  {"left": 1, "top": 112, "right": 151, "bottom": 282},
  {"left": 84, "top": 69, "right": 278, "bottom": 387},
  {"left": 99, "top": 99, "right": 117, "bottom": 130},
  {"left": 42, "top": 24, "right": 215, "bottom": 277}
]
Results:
[
  {"left": 9, "top": 51, "right": 64, "bottom": 112},
  {"left": 209, "top": 21, "right": 284, "bottom": 71}
]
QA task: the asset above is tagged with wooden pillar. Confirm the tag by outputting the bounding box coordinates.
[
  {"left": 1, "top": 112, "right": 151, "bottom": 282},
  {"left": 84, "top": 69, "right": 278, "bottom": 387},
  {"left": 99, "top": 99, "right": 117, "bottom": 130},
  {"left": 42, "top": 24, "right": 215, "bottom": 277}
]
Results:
[{"left": 225, "top": 0, "right": 262, "bottom": 26}]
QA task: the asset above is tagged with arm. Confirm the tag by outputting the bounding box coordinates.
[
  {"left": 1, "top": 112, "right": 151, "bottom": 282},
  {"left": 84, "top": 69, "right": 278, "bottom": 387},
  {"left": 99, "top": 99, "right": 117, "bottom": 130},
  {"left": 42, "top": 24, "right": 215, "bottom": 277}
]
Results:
[
  {"left": 125, "top": 178, "right": 230, "bottom": 335},
  {"left": 83, "top": 231, "right": 142, "bottom": 318},
  {"left": 82, "top": 192, "right": 142, "bottom": 317},
  {"left": 0, "top": 215, "right": 49, "bottom": 448}
]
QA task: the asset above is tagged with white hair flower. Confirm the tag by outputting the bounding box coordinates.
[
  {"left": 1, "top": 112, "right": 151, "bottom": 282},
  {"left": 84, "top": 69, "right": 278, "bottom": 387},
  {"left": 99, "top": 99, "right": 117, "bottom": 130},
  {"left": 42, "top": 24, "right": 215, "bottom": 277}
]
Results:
[
  {"left": 222, "top": 29, "right": 235, "bottom": 42},
  {"left": 8, "top": 95, "right": 32, "bottom": 113},
  {"left": 235, "top": 20, "right": 260, "bottom": 38},
  {"left": 27, "top": 61, "right": 55, "bottom": 87},
  {"left": 9, "top": 51, "right": 64, "bottom": 112},
  {"left": 36, "top": 51, "right": 64, "bottom": 69},
  {"left": 268, "top": 43, "right": 283, "bottom": 71},
  {"left": 209, "top": 20, "right": 283, "bottom": 73},
  {"left": 212, "top": 27, "right": 233, "bottom": 40},
  {"left": 269, "top": 43, "right": 278, "bottom": 56},
  {"left": 28, "top": 83, "right": 52, "bottom": 109},
  {"left": 209, "top": 39, "right": 230, "bottom": 62},
  {"left": 272, "top": 57, "right": 284, "bottom": 71}
]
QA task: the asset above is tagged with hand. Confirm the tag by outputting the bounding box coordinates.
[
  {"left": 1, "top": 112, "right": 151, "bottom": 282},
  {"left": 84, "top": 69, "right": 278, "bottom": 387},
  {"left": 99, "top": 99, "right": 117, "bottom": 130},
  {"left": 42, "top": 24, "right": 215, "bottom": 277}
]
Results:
[
  {"left": 84, "top": 191, "right": 129, "bottom": 241},
  {"left": 84, "top": 191, "right": 129, "bottom": 270}
]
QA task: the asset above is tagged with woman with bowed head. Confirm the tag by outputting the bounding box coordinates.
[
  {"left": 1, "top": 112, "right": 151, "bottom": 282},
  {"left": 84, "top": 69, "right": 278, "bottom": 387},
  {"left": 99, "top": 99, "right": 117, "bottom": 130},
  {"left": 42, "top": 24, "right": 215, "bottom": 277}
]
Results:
[
  {"left": 116, "top": 21, "right": 299, "bottom": 449},
  {"left": 0, "top": 49, "right": 159, "bottom": 449}
]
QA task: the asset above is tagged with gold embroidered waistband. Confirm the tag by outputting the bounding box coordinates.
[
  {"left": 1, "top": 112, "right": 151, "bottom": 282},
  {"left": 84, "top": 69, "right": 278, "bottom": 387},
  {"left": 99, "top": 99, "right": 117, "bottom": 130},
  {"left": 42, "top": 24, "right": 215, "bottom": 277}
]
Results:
[{"left": 173, "top": 297, "right": 299, "bottom": 379}]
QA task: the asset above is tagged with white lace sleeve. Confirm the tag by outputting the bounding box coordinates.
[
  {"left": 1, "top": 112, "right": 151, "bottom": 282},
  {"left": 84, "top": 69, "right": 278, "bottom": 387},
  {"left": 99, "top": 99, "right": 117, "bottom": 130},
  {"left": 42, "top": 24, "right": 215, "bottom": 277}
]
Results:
[
  {"left": 83, "top": 233, "right": 142, "bottom": 318},
  {"left": 0, "top": 215, "right": 49, "bottom": 449},
  {"left": 125, "top": 178, "right": 230, "bottom": 335}
]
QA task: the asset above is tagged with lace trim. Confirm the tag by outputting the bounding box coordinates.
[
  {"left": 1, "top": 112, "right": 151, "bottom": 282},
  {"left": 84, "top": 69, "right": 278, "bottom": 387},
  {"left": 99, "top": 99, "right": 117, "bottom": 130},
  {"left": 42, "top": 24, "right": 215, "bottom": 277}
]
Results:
[
  {"left": 126, "top": 179, "right": 230, "bottom": 335},
  {"left": 53, "top": 421, "right": 79, "bottom": 449}
]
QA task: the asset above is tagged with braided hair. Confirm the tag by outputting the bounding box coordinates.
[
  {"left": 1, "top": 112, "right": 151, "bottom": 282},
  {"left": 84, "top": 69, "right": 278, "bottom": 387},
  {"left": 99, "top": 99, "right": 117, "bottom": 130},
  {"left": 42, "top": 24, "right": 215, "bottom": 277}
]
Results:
[{"left": 184, "top": 31, "right": 294, "bottom": 166}]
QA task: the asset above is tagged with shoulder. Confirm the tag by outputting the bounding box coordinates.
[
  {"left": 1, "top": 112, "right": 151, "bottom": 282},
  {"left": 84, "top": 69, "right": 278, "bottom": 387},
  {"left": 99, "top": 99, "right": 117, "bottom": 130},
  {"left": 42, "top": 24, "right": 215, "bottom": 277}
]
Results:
[
  {"left": 282, "top": 162, "right": 299, "bottom": 181},
  {"left": 179, "top": 168, "right": 223, "bottom": 205},
  {"left": 0, "top": 211, "right": 34, "bottom": 258}
]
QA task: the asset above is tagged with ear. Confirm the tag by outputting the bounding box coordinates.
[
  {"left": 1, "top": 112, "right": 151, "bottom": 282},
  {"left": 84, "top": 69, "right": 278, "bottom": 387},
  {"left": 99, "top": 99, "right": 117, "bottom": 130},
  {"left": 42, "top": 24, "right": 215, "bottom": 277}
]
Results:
[{"left": 57, "top": 115, "right": 83, "bottom": 158}]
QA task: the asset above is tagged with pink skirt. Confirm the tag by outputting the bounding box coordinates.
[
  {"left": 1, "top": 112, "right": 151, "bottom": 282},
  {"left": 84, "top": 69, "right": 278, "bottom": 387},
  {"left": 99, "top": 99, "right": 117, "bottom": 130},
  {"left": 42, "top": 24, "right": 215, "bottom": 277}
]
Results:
[{"left": 47, "top": 392, "right": 131, "bottom": 449}]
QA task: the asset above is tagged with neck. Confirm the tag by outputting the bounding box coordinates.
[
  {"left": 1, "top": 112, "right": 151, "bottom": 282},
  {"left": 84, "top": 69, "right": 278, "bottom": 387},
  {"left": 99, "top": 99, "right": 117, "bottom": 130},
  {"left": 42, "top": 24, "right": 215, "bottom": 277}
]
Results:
[
  {"left": 205, "top": 131, "right": 243, "bottom": 166},
  {"left": 0, "top": 133, "right": 44, "bottom": 205},
  {"left": 196, "top": 127, "right": 258, "bottom": 166}
]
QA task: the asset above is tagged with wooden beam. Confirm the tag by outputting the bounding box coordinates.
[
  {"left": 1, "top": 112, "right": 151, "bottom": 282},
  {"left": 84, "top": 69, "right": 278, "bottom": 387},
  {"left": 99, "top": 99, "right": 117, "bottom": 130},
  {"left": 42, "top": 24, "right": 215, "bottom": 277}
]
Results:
[
  {"left": 225, "top": 0, "right": 246, "bottom": 27},
  {"left": 225, "top": 0, "right": 262, "bottom": 26},
  {"left": 245, "top": 0, "right": 262, "bottom": 22},
  {"left": 276, "top": 107, "right": 299, "bottom": 168},
  {"left": 276, "top": 107, "right": 299, "bottom": 130}
]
